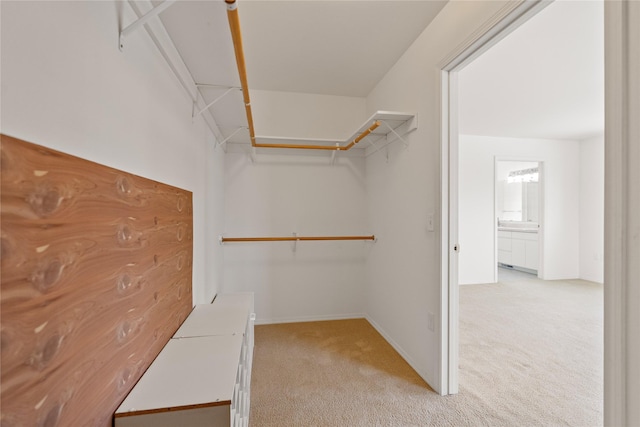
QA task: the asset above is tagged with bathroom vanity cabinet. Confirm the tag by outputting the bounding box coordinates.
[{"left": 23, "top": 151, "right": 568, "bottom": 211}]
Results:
[{"left": 498, "top": 230, "right": 539, "bottom": 272}]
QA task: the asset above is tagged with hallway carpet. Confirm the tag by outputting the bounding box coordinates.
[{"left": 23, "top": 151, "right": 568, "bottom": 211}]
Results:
[{"left": 249, "top": 270, "right": 602, "bottom": 426}]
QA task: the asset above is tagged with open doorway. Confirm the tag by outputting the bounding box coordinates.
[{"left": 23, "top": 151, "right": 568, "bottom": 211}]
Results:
[
  {"left": 439, "top": 1, "right": 605, "bottom": 419},
  {"left": 495, "top": 159, "right": 542, "bottom": 278},
  {"left": 456, "top": 0, "right": 603, "bottom": 287}
]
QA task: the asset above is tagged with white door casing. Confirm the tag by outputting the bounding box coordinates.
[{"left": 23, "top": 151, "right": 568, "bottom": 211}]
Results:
[
  {"left": 439, "top": 0, "right": 551, "bottom": 397},
  {"left": 441, "top": 1, "right": 639, "bottom": 425}
]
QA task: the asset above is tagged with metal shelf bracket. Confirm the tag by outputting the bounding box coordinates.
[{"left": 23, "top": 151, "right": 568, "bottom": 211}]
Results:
[
  {"left": 216, "top": 127, "right": 245, "bottom": 150},
  {"left": 330, "top": 143, "right": 339, "bottom": 165},
  {"left": 119, "top": 0, "right": 177, "bottom": 51},
  {"left": 380, "top": 120, "right": 409, "bottom": 148},
  {"left": 248, "top": 146, "right": 257, "bottom": 163},
  {"left": 192, "top": 86, "right": 241, "bottom": 121}
]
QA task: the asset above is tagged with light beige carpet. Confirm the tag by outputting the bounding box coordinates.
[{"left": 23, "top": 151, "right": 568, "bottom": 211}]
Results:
[{"left": 249, "top": 269, "right": 603, "bottom": 426}]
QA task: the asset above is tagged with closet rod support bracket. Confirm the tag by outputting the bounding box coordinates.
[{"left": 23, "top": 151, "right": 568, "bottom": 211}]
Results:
[
  {"left": 119, "top": 0, "right": 177, "bottom": 51},
  {"left": 331, "top": 143, "right": 339, "bottom": 165},
  {"left": 380, "top": 120, "right": 409, "bottom": 148},
  {"left": 216, "top": 127, "right": 245, "bottom": 150},
  {"left": 192, "top": 87, "right": 240, "bottom": 120}
]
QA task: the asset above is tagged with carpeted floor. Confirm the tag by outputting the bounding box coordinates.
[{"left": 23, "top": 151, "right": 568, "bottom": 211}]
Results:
[{"left": 249, "top": 269, "right": 603, "bottom": 426}]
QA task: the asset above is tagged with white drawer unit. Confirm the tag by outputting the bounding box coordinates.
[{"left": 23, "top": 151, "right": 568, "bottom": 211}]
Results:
[
  {"left": 114, "top": 293, "right": 255, "bottom": 427},
  {"left": 497, "top": 231, "right": 513, "bottom": 264},
  {"left": 497, "top": 230, "right": 539, "bottom": 272}
]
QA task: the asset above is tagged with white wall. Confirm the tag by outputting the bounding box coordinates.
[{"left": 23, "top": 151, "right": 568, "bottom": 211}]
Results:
[
  {"left": 579, "top": 134, "right": 604, "bottom": 283},
  {"left": 222, "top": 90, "right": 369, "bottom": 323},
  {"left": 364, "top": 1, "right": 512, "bottom": 392},
  {"left": 223, "top": 150, "right": 369, "bottom": 323},
  {"left": 458, "top": 135, "right": 581, "bottom": 284},
  {"left": 0, "top": 1, "right": 225, "bottom": 304}
]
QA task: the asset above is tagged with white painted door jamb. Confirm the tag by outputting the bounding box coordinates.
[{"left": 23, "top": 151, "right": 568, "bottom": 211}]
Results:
[
  {"left": 441, "top": 1, "right": 636, "bottom": 425},
  {"left": 604, "top": 1, "right": 639, "bottom": 425},
  {"left": 439, "top": 0, "right": 552, "bottom": 397}
]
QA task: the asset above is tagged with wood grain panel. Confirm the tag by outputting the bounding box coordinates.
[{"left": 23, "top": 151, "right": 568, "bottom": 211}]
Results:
[{"left": 0, "top": 135, "right": 194, "bottom": 427}]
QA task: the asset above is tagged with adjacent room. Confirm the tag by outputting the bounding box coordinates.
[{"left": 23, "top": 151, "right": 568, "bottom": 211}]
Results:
[
  {"left": 1, "top": 0, "right": 638, "bottom": 426},
  {"left": 456, "top": 1, "right": 604, "bottom": 424}
]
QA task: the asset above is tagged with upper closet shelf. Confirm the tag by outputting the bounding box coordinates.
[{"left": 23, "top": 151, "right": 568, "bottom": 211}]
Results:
[
  {"left": 252, "top": 111, "right": 417, "bottom": 157},
  {"left": 118, "top": 1, "right": 417, "bottom": 158}
]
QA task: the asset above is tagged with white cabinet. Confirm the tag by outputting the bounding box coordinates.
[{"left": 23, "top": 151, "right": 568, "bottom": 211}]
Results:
[
  {"left": 525, "top": 240, "right": 539, "bottom": 270},
  {"left": 497, "top": 233, "right": 512, "bottom": 264},
  {"left": 114, "top": 293, "right": 255, "bottom": 427},
  {"left": 511, "top": 237, "right": 527, "bottom": 267},
  {"left": 498, "top": 230, "right": 538, "bottom": 272}
]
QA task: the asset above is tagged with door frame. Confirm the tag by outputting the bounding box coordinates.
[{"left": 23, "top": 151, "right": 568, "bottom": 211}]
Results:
[
  {"left": 603, "top": 1, "right": 639, "bottom": 424},
  {"left": 494, "top": 157, "right": 544, "bottom": 280},
  {"left": 439, "top": 0, "right": 551, "bottom": 396},
  {"left": 441, "top": 1, "right": 636, "bottom": 425}
]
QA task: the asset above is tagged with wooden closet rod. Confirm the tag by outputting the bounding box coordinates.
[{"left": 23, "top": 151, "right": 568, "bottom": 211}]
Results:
[
  {"left": 225, "top": 0, "right": 379, "bottom": 151},
  {"left": 254, "top": 121, "right": 381, "bottom": 151},
  {"left": 221, "top": 235, "right": 376, "bottom": 243},
  {"left": 225, "top": 0, "right": 256, "bottom": 146}
]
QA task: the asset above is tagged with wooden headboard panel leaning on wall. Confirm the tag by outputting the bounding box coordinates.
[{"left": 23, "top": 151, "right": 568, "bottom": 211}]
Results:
[{"left": 0, "top": 135, "right": 194, "bottom": 426}]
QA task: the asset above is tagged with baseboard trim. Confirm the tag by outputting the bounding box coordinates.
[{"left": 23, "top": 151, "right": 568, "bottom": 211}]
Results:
[
  {"left": 498, "top": 263, "right": 538, "bottom": 276},
  {"left": 364, "top": 315, "right": 436, "bottom": 392},
  {"left": 255, "top": 313, "right": 366, "bottom": 325}
]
